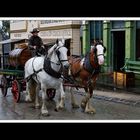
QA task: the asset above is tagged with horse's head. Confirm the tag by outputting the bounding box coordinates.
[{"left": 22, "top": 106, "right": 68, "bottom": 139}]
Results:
[
  {"left": 94, "top": 44, "right": 106, "bottom": 65},
  {"left": 52, "top": 39, "right": 69, "bottom": 69}
]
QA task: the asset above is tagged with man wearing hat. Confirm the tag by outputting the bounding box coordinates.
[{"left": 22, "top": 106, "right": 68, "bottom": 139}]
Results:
[{"left": 28, "top": 28, "right": 45, "bottom": 56}]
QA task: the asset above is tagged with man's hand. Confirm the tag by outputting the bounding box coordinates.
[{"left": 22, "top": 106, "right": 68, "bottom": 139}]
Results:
[
  {"left": 41, "top": 45, "right": 45, "bottom": 49},
  {"left": 33, "top": 46, "right": 37, "bottom": 49}
]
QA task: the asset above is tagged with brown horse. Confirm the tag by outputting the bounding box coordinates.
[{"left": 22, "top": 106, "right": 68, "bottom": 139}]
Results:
[{"left": 67, "top": 42, "right": 106, "bottom": 114}]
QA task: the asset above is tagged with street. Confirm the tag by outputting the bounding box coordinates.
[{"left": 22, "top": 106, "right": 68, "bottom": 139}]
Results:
[{"left": 0, "top": 87, "right": 140, "bottom": 120}]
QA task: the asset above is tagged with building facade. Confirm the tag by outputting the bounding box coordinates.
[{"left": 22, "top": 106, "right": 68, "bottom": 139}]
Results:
[
  {"left": 10, "top": 20, "right": 81, "bottom": 55},
  {"left": 10, "top": 20, "right": 140, "bottom": 88},
  {"left": 82, "top": 21, "right": 103, "bottom": 55},
  {"left": 83, "top": 20, "right": 140, "bottom": 88},
  {"left": 0, "top": 33, "right": 2, "bottom": 54},
  {"left": 103, "top": 21, "right": 140, "bottom": 86}
]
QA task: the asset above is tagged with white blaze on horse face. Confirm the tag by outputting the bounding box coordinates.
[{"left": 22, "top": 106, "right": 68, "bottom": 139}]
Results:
[
  {"left": 59, "top": 47, "right": 69, "bottom": 67},
  {"left": 58, "top": 40, "right": 64, "bottom": 47},
  {"left": 96, "top": 45, "right": 105, "bottom": 65}
]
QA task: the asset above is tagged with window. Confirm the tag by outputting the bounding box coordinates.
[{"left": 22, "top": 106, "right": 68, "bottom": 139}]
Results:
[
  {"left": 40, "top": 20, "right": 64, "bottom": 24},
  {"left": 112, "top": 21, "right": 125, "bottom": 29},
  {"left": 90, "top": 21, "right": 103, "bottom": 40},
  {"left": 136, "top": 29, "right": 140, "bottom": 61},
  {"left": 10, "top": 20, "right": 24, "bottom": 23}
]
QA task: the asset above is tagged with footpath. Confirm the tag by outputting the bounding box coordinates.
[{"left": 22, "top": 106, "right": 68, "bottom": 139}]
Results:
[{"left": 73, "top": 86, "right": 140, "bottom": 107}]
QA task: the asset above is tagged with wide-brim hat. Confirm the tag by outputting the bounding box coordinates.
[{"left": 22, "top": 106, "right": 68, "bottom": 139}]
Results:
[{"left": 30, "top": 28, "right": 40, "bottom": 34}]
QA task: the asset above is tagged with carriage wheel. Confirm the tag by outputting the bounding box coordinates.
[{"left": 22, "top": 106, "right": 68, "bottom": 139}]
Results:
[
  {"left": 46, "top": 88, "right": 56, "bottom": 100},
  {"left": 0, "top": 75, "right": 8, "bottom": 97},
  {"left": 12, "top": 80, "right": 21, "bottom": 103}
]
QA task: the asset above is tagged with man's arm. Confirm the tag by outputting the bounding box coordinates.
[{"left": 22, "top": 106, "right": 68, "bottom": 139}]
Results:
[
  {"left": 28, "top": 37, "right": 35, "bottom": 49},
  {"left": 40, "top": 37, "right": 44, "bottom": 46}
]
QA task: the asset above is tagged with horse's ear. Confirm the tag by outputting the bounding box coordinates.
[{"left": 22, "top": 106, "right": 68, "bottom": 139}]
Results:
[
  {"left": 62, "top": 38, "right": 65, "bottom": 45},
  {"left": 56, "top": 39, "right": 59, "bottom": 45}
]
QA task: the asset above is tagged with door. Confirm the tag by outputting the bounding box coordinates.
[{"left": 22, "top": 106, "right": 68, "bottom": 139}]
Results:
[
  {"left": 65, "top": 39, "right": 71, "bottom": 56},
  {"left": 112, "top": 31, "right": 125, "bottom": 71}
]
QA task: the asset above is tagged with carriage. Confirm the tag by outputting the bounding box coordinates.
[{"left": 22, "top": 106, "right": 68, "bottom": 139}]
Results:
[
  {"left": 0, "top": 38, "right": 106, "bottom": 115},
  {"left": 0, "top": 39, "right": 56, "bottom": 103}
]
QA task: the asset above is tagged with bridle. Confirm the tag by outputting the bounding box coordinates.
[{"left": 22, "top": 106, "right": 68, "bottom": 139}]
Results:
[
  {"left": 50, "top": 45, "right": 68, "bottom": 66},
  {"left": 91, "top": 44, "right": 106, "bottom": 66},
  {"left": 93, "top": 44, "right": 106, "bottom": 57}
]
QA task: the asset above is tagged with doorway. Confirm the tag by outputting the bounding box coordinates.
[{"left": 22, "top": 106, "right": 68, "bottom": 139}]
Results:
[
  {"left": 112, "top": 31, "right": 125, "bottom": 71},
  {"left": 65, "top": 39, "right": 71, "bottom": 56}
]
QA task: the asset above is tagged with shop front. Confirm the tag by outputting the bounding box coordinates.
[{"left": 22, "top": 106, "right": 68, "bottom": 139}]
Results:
[{"left": 102, "top": 21, "right": 140, "bottom": 92}]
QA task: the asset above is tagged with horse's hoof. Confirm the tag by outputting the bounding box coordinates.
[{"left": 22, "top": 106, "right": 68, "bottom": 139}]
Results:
[
  {"left": 35, "top": 105, "right": 40, "bottom": 109},
  {"left": 54, "top": 108, "right": 58, "bottom": 112},
  {"left": 90, "top": 111, "right": 96, "bottom": 114},
  {"left": 81, "top": 102, "right": 86, "bottom": 109},
  {"left": 42, "top": 113, "right": 50, "bottom": 117},
  {"left": 85, "top": 109, "right": 96, "bottom": 114},
  {"left": 58, "top": 106, "right": 64, "bottom": 110},
  {"left": 55, "top": 105, "right": 64, "bottom": 111},
  {"left": 89, "top": 111, "right": 96, "bottom": 114},
  {"left": 25, "top": 95, "right": 32, "bottom": 102},
  {"left": 41, "top": 110, "right": 49, "bottom": 116}
]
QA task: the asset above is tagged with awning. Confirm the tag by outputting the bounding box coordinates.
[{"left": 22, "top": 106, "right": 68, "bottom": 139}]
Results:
[{"left": 0, "top": 39, "right": 27, "bottom": 44}]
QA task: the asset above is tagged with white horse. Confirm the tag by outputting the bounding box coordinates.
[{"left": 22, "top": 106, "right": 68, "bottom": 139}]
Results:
[{"left": 24, "top": 39, "right": 69, "bottom": 116}]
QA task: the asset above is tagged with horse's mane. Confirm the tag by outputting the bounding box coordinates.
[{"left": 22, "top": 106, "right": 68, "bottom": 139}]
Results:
[{"left": 47, "top": 44, "right": 57, "bottom": 58}]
